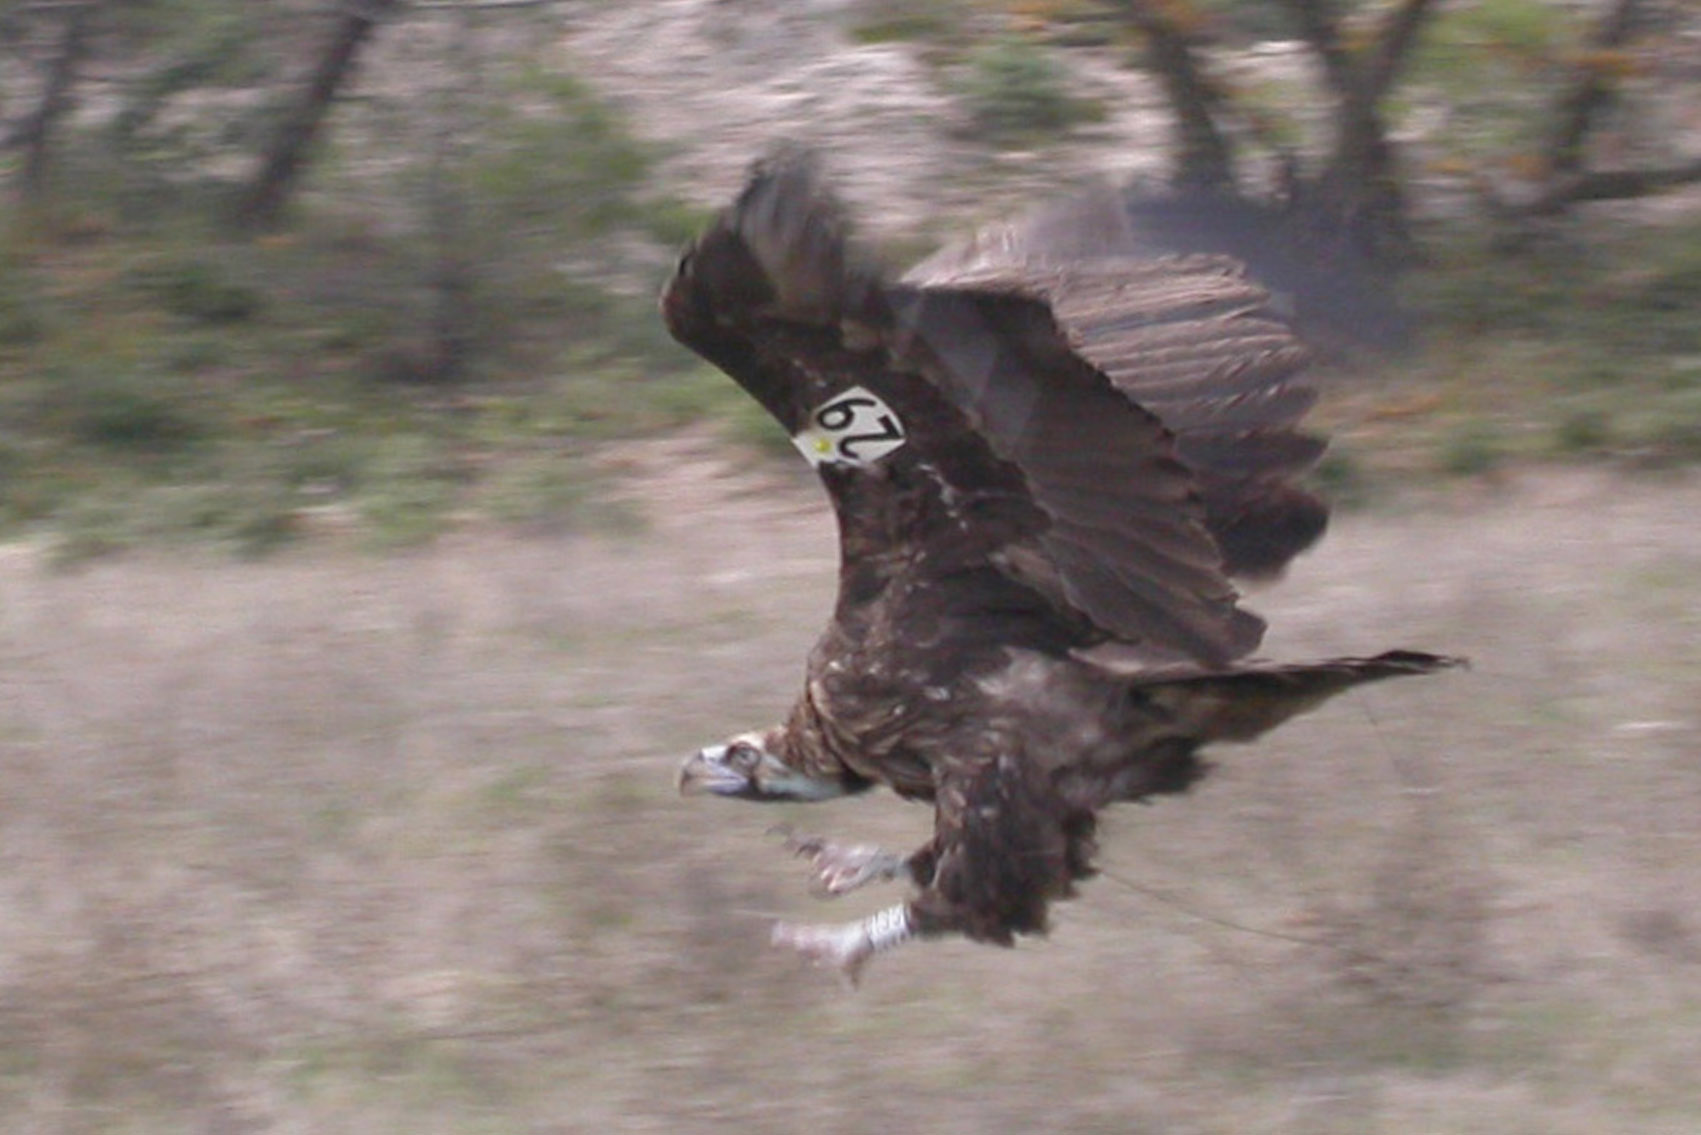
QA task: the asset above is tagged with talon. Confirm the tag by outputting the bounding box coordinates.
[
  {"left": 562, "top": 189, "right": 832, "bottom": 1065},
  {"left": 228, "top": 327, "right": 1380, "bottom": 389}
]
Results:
[{"left": 775, "top": 832, "right": 909, "bottom": 898}]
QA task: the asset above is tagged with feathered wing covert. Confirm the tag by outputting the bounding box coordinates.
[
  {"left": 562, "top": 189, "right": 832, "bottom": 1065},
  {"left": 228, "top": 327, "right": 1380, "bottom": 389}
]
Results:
[{"left": 665, "top": 148, "right": 1461, "bottom": 983}]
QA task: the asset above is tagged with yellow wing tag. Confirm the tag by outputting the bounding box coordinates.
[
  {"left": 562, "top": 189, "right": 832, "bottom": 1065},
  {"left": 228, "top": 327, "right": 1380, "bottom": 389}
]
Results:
[{"left": 791, "top": 386, "right": 907, "bottom": 468}]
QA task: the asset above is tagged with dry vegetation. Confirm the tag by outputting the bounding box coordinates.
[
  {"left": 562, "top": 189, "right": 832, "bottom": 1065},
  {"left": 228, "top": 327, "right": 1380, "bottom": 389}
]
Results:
[
  {"left": 4, "top": 3, "right": 1701, "bottom": 1131},
  {"left": 3, "top": 437, "right": 1700, "bottom": 1133}
]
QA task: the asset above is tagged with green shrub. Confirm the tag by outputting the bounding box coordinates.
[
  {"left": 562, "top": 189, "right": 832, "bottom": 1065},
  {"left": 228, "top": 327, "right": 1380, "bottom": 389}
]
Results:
[
  {"left": 0, "top": 290, "right": 48, "bottom": 346},
  {"left": 638, "top": 196, "right": 714, "bottom": 250},
  {"left": 1438, "top": 419, "right": 1505, "bottom": 476},
  {"left": 956, "top": 37, "right": 1102, "bottom": 143},
  {"left": 356, "top": 434, "right": 466, "bottom": 548},
  {"left": 1193, "top": 0, "right": 1302, "bottom": 41},
  {"left": 1626, "top": 391, "right": 1701, "bottom": 466},
  {"left": 466, "top": 69, "right": 653, "bottom": 241},
  {"left": 849, "top": 1, "right": 965, "bottom": 45},
  {"left": 1426, "top": 0, "right": 1567, "bottom": 62},
  {"left": 1552, "top": 409, "right": 1611, "bottom": 455},
  {"left": 131, "top": 257, "right": 262, "bottom": 324},
  {"left": 1310, "top": 447, "right": 1372, "bottom": 510},
  {"left": 39, "top": 367, "right": 208, "bottom": 455}
]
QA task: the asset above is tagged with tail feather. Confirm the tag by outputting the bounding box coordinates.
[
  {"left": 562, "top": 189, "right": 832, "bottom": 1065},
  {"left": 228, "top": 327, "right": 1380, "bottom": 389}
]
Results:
[{"left": 1135, "top": 650, "right": 1466, "bottom": 744}]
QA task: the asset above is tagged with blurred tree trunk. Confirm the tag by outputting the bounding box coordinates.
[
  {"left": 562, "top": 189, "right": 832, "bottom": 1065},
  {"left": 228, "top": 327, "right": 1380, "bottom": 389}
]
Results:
[
  {"left": 1106, "top": 0, "right": 1234, "bottom": 190},
  {"left": 1298, "top": 0, "right": 1438, "bottom": 265},
  {"left": 1108, "top": 0, "right": 1440, "bottom": 266},
  {"left": 11, "top": 0, "right": 99, "bottom": 206},
  {"left": 1501, "top": 0, "right": 1701, "bottom": 219},
  {"left": 1544, "top": 0, "right": 1644, "bottom": 183},
  {"left": 422, "top": 5, "right": 483, "bottom": 384},
  {"left": 232, "top": 0, "right": 400, "bottom": 231}
]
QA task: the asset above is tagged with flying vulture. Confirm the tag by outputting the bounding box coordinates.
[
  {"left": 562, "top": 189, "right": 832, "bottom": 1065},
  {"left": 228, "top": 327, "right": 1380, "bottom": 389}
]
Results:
[{"left": 664, "top": 147, "right": 1460, "bottom": 983}]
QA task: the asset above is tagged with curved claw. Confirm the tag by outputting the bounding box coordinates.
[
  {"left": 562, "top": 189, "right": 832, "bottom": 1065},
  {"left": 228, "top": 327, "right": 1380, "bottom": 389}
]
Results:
[{"left": 771, "top": 826, "right": 908, "bottom": 898}]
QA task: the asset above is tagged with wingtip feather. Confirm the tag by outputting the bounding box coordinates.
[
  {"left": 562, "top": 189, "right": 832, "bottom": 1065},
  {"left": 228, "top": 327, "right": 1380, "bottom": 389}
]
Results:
[{"left": 723, "top": 144, "right": 874, "bottom": 324}]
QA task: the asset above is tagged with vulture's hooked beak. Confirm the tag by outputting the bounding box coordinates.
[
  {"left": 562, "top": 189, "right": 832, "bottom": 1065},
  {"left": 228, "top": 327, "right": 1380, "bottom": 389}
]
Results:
[
  {"left": 677, "top": 743, "right": 761, "bottom": 799},
  {"left": 678, "top": 735, "right": 860, "bottom": 803}
]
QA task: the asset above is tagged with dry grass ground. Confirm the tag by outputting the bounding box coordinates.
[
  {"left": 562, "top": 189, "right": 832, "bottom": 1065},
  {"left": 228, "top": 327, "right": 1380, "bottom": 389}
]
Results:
[{"left": 3, "top": 436, "right": 1701, "bottom": 1133}]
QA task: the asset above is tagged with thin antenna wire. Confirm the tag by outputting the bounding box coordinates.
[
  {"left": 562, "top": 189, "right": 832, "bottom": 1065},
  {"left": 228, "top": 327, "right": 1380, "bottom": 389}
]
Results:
[
  {"left": 1096, "top": 866, "right": 1328, "bottom": 951},
  {"left": 1359, "top": 691, "right": 1441, "bottom": 795}
]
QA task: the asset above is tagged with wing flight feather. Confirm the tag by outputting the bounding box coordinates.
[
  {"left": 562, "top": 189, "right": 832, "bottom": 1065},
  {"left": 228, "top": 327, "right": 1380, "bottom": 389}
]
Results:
[
  {"left": 911, "top": 193, "right": 1329, "bottom": 586},
  {"left": 663, "top": 149, "right": 1332, "bottom": 666}
]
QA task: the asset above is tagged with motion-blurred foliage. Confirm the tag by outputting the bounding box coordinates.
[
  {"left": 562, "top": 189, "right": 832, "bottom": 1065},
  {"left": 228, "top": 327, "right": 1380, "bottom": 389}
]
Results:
[
  {"left": 0, "top": 17, "right": 720, "bottom": 560},
  {"left": 0, "top": 0, "right": 1697, "bottom": 560},
  {"left": 954, "top": 36, "right": 1108, "bottom": 141}
]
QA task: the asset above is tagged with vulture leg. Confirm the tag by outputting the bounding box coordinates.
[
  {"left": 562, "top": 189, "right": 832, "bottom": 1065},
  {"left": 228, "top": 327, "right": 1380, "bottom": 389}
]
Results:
[
  {"left": 780, "top": 829, "right": 916, "bottom": 897},
  {"left": 772, "top": 903, "right": 916, "bottom": 986}
]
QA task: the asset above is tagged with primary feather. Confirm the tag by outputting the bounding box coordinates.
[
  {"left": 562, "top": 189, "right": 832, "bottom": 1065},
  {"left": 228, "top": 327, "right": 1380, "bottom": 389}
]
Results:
[{"left": 665, "top": 148, "right": 1461, "bottom": 983}]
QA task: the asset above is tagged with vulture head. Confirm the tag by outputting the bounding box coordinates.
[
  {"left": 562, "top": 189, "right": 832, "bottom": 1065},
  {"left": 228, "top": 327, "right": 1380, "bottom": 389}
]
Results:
[{"left": 678, "top": 729, "right": 857, "bottom": 803}]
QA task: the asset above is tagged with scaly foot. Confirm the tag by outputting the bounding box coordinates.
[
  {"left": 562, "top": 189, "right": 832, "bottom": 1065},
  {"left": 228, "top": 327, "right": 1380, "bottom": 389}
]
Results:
[
  {"left": 772, "top": 904, "right": 914, "bottom": 986},
  {"left": 773, "top": 826, "right": 912, "bottom": 897}
]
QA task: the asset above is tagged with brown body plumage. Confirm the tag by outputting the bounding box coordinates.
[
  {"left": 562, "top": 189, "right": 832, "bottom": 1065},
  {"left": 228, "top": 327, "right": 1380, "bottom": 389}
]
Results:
[{"left": 666, "top": 148, "right": 1461, "bottom": 980}]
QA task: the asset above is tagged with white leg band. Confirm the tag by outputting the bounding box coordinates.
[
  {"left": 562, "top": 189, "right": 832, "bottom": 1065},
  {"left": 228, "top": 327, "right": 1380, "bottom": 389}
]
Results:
[{"left": 863, "top": 903, "right": 913, "bottom": 954}]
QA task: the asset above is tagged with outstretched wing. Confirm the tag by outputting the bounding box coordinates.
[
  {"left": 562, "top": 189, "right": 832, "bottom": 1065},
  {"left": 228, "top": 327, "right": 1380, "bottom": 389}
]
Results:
[
  {"left": 662, "top": 149, "right": 1323, "bottom": 667},
  {"left": 906, "top": 188, "right": 1327, "bottom": 581}
]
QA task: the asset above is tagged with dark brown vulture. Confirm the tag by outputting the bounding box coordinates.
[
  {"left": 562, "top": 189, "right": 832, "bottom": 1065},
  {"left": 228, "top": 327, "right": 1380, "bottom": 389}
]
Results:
[{"left": 665, "top": 146, "right": 1460, "bottom": 983}]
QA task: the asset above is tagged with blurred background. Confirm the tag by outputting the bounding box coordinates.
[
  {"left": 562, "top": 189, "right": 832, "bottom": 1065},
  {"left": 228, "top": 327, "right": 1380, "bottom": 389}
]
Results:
[{"left": 1, "top": 1, "right": 1699, "bottom": 1131}]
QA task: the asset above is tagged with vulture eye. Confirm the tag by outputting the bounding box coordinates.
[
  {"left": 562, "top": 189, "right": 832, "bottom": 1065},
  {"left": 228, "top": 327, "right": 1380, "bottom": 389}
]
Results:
[{"left": 725, "top": 742, "right": 759, "bottom": 772}]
